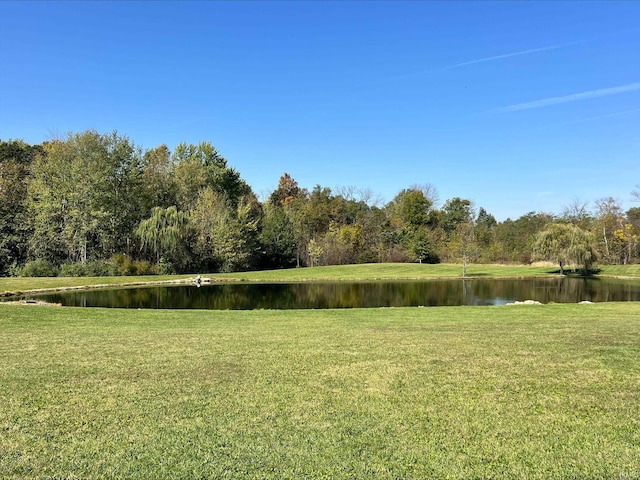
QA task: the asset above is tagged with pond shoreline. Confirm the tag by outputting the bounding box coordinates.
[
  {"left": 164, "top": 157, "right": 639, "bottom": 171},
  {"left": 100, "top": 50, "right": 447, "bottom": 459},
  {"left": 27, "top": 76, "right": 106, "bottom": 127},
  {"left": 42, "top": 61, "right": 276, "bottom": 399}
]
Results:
[
  {"left": 10, "top": 275, "right": 640, "bottom": 309},
  {"left": 1, "top": 274, "right": 566, "bottom": 300},
  {"left": 2, "top": 271, "right": 639, "bottom": 303}
]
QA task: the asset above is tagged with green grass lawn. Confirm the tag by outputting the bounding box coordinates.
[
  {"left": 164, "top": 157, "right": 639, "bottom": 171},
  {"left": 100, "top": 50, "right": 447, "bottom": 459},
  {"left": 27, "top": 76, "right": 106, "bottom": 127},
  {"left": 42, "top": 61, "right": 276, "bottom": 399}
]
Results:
[
  {"left": 212, "top": 263, "right": 563, "bottom": 282},
  {"left": 598, "top": 264, "right": 640, "bottom": 278},
  {"left": 2, "top": 303, "right": 639, "bottom": 478}
]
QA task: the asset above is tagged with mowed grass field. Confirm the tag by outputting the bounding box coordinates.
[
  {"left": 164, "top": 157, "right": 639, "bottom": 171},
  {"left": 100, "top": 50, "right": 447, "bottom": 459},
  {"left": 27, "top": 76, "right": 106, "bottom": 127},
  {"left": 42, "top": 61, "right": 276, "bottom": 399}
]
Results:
[{"left": 2, "top": 302, "right": 640, "bottom": 478}]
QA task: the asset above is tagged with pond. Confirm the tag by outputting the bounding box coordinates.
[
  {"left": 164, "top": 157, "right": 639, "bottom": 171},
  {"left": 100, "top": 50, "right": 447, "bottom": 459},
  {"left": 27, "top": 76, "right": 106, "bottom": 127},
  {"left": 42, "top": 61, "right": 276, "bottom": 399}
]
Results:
[{"left": 22, "top": 277, "right": 640, "bottom": 309}]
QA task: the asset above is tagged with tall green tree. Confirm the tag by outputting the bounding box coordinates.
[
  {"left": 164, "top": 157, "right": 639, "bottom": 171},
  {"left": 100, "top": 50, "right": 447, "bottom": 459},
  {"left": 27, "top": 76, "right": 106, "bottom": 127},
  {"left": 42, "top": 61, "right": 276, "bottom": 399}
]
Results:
[
  {"left": 190, "top": 189, "right": 261, "bottom": 272},
  {"left": 304, "top": 185, "right": 340, "bottom": 238},
  {"left": 0, "top": 140, "right": 43, "bottom": 274},
  {"left": 141, "top": 144, "right": 176, "bottom": 213},
  {"left": 259, "top": 203, "right": 297, "bottom": 269},
  {"left": 27, "top": 131, "right": 143, "bottom": 264},
  {"left": 405, "top": 226, "right": 439, "bottom": 264},
  {"left": 438, "top": 198, "right": 475, "bottom": 266},
  {"left": 627, "top": 207, "right": 640, "bottom": 229},
  {"left": 495, "top": 212, "right": 553, "bottom": 263},
  {"left": 385, "top": 187, "right": 439, "bottom": 263},
  {"left": 28, "top": 134, "right": 99, "bottom": 263},
  {"left": 388, "top": 188, "right": 435, "bottom": 230},
  {"left": 99, "top": 131, "right": 145, "bottom": 257},
  {"left": 440, "top": 197, "right": 474, "bottom": 235},
  {"left": 315, "top": 221, "right": 365, "bottom": 265},
  {"left": 474, "top": 207, "right": 498, "bottom": 262},
  {"left": 172, "top": 142, "right": 251, "bottom": 210}
]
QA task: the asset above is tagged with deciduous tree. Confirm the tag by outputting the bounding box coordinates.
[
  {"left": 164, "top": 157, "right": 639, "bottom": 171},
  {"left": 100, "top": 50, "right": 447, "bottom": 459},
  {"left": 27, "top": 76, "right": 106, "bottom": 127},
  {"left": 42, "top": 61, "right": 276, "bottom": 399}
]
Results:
[
  {"left": 141, "top": 144, "right": 176, "bottom": 213},
  {"left": 173, "top": 142, "right": 251, "bottom": 210},
  {"left": 561, "top": 198, "right": 592, "bottom": 228},
  {"left": 532, "top": 223, "right": 596, "bottom": 274},
  {"left": 494, "top": 212, "right": 553, "bottom": 263},
  {"left": 0, "top": 140, "right": 42, "bottom": 274},
  {"left": 136, "top": 206, "right": 189, "bottom": 269},
  {"left": 440, "top": 197, "right": 474, "bottom": 236},
  {"left": 259, "top": 203, "right": 297, "bottom": 269},
  {"left": 269, "top": 173, "right": 301, "bottom": 207},
  {"left": 27, "top": 131, "right": 143, "bottom": 264},
  {"left": 190, "top": 189, "right": 260, "bottom": 272},
  {"left": 590, "top": 197, "right": 629, "bottom": 264}
]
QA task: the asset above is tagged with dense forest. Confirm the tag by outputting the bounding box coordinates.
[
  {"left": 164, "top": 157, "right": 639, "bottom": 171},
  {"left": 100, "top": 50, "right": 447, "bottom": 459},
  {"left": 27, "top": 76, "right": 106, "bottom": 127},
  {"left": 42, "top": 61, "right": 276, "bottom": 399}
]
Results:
[{"left": 1, "top": 130, "right": 639, "bottom": 276}]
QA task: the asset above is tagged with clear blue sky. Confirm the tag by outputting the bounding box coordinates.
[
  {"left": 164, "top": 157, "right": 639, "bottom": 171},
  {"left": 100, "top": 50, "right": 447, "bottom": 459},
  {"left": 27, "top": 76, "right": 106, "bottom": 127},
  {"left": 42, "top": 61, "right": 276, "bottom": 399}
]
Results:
[{"left": 1, "top": 1, "right": 638, "bottom": 220}]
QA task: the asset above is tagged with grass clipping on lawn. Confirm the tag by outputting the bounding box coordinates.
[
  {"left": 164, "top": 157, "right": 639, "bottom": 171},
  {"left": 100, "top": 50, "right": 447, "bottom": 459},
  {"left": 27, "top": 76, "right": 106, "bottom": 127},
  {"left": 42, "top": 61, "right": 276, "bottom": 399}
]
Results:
[{"left": 1, "top": 303, "right": 639, "bottom": 479}]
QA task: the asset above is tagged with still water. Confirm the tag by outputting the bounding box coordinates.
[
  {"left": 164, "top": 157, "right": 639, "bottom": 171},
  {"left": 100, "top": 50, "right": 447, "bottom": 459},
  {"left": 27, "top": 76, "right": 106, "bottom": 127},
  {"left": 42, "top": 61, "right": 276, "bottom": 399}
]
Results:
[{"left": 25, "top": 277, "right": 640, "bottom": 309}]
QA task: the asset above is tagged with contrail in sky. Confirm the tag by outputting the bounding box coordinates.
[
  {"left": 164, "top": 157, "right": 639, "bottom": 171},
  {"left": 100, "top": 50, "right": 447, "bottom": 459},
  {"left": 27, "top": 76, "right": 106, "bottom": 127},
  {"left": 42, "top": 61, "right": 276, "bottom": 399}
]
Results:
[
  {"left": 384, "top": 40, "right": 578, "bottom": 82},
  {"left": 497, "top": 82, "right": 640, "bottom": 113},
  {"left": 441, "top": 42, "right": 577, "bottom": 71},
  {"left": 441, "top": 29, "right": 637, "bottom": 72}
]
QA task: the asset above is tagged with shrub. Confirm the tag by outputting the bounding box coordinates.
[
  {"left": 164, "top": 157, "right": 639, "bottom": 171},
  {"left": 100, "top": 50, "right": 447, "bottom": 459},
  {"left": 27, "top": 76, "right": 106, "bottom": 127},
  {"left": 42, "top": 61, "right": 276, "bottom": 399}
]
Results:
[
  {"left": 134, "top": 260, "right": 160, "bottom": 275},
  {"left": 59, "top": 261, "right": 116, "bottom": 277},
  {"left": 8, "top": 261, "right": 21, "bottom": 277},
  {"left": 19, "top": 259, "right": 59, "bottom": 277},
  {"left": 386, "top": 247, "right": 413, "bottom": 263},
  {"left": 59, "top": 263, "right": 87, "bottom": 277},
  {"left": 110, "top": 254, "right": 136, "bottom": 276},
  {"left": 110, "top": 254, "right": 161, "bottom": 276},
  {"left": 85, "top": 260, "right": 116, "bottom": 277}
]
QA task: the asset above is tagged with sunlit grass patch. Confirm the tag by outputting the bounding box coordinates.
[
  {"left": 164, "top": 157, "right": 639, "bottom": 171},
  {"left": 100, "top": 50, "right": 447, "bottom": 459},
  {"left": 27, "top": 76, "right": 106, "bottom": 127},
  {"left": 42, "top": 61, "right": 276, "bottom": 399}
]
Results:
[
  {"left": 212, "top": 263, "right": 560, "bottom": 281},
  {"left": 598, "top": 264, "right": 640, "bottom": 278},
  {"left": 0, "top": 274, "right": 193, "bottom": 297},
  {"left": 1, "top": 303, "right": 639, "bottom": 478}
]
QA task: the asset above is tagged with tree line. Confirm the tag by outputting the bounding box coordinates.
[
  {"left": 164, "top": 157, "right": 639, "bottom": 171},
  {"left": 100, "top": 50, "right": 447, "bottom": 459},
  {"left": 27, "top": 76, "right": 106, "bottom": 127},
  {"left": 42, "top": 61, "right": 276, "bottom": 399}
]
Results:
[{"left": 1, "top": 131, "right": 638, "bottom": 276}]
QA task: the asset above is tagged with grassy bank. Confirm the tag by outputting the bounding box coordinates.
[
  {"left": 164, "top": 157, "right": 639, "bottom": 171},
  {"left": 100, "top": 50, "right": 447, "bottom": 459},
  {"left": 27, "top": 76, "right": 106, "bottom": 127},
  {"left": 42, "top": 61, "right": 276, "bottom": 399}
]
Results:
[
  {"left": 598, "top": 264, "right": 640, "bottom": 278},
  {"left": 213, "top": 263, "right": 563, "bottom": 282},
  {"left": 1, "top": 303, "right": 639, "bottom": 478},
  {"left": 227, "top": 262, "right": 639, "bottom": 281},
  {"left": 0, "top": 274, "right": 194, "bottom": 297}
]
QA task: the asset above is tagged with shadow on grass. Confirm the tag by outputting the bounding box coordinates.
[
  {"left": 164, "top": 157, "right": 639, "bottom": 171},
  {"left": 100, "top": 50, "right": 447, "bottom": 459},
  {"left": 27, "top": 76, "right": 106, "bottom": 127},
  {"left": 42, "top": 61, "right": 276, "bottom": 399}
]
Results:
[{"left": 548, "top": 267, "right": 602, "bottom": 277}]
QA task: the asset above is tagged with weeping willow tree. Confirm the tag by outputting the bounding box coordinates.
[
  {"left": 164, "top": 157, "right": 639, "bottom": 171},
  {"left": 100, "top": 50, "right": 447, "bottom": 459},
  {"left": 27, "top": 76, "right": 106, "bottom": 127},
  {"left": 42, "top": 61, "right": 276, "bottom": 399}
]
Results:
[
  {"left": 532, "top": 222, "right": 596, "bottom": 275},
  {"left": 136, "top": 206, "right": 188, "bottom": 267}
]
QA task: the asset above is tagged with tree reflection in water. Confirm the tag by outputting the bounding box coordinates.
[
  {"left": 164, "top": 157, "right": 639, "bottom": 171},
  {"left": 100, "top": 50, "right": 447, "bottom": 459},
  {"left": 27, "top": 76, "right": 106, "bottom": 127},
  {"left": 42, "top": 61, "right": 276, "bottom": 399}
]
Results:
[{"left": 26, "top": 277, "right": 640, "bottom": 309}]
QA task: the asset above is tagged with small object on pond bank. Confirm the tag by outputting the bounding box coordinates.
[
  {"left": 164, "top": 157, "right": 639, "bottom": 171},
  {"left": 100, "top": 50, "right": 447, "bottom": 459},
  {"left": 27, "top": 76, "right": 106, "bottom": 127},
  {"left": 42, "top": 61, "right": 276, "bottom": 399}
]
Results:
[
  {"left": 505, "top": 300, "right": 543, "bottom": 305},
  {"left": 192, "top": 275, "right": 213, "bottom": 287}
]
